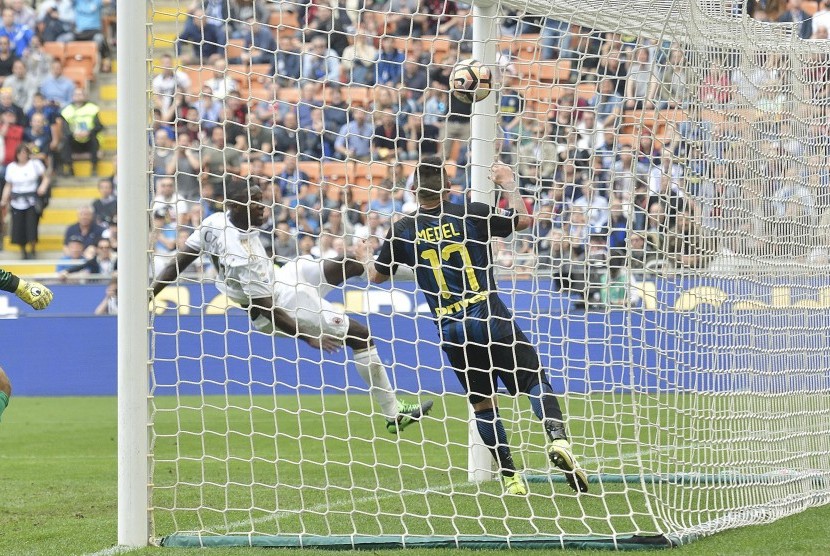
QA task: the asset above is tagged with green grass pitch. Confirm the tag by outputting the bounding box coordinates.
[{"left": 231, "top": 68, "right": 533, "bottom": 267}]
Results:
[{"left": 2, "top": 396, "right": 829, "bottom": 556}]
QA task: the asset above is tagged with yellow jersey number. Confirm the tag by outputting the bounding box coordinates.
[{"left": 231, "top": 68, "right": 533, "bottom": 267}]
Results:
[{"left": 420, "top": 244, "right": 481, "bottom": 299}]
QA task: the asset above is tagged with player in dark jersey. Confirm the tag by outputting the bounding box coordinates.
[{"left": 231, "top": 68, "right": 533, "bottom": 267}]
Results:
[
  {"left": 0, "top": 268, "right": 53, "bottom": 422},
  {"left": 365, "top": 157, "right": 588, "bottom": 495}
]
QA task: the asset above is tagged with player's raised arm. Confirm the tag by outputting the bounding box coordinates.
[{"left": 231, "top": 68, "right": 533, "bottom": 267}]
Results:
[
  {"left": 0, "top": 267, "right": 53, "bottom": 310},
  {"left": 150, "top": 245, "right": 200, "bottom": 298},
  {"left": 364, "top": 232, "right": 393, "bottom": 284},
  {"left": 490, "top": 162, "right": 533, "bottom": 231}
]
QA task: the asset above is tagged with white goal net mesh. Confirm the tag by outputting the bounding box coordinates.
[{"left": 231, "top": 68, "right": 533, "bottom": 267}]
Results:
[{"left": 146, "top": 0, "right": 830, "bottom": 548}]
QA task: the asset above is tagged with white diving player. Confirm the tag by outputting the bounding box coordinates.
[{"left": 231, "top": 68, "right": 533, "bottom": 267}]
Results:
[{"left": 151, "top": 179, "right": 432, "bottom": 433}]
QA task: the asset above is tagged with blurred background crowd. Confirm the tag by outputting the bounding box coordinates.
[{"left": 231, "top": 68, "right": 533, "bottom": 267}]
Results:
[{"left": 4, "top": 0, "right": 830, "bottom": 312}]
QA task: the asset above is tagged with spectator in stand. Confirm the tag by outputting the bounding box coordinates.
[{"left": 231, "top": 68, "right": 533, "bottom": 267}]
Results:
[
  {"left": 422, "top": 85, "right": 448, "bottom": 126},
  {"left": 271, "top": 34, "right": 302, "bottom": 85},
  {"left": 40, "top": 59, "right": 74, "bottom": 109},
  {"left": 193, "top": 85, "right": 222, "bottom": 131},
  {"left": 92, "top": 177, "right": 116, "bottom": 227},
  {"left": 301, "top": 35, "right": 340, "bottom": 84},
  {"left": 401, "top": 112, "right": 440, "bottom": 160},
  {"left": 272, "top": 109, "right": 299, "bottom": 159},
  {"left": 304, "top": 3, "right": 352, "bottom": 56},
  {"left": 334, "top": 107, "right": 373, "bottom": 161},
  {"left": 22, "top": 36, "right": 51, "bottom": 83},
  {"left": 624, "top": 46, "right": 654, "bottom": 110},
  {"left": 59, "top": 236, "right": 116, "bottom": 281},
  {"left": 176, "top": 7, "right": 225, "bottom": 65},
  {"left": 274, "top": 151, "right": 309, "bottom": 204},
  {"left": 271, "top": 221, "right": 297, "bottom": 263},
  {"left": 152, "top": 53, "right": 191, "bottom": 112},
  {"left": 296, "top": 82, "right": 320, "bottom": 129},
  {"left": 589, "top": 77, "right": 623, "bottom": 130},
  {"left": 94, "top": 276, "right": 118, "bottom": 315},
  {"left": 368, "top": 184, "right": 402, "bottom": 218},
  {"left": 0, "top": 88, "right": 24, "bottom": 125},
  {"left": 0, "top": 143, "right": 48, "bottom": 259},
  {"left": 64, "top": 205, "right": 105, "bottom": 252},
  {"left": 165, "top": 134, "right": 200, "bottom": 201},
  {"left": 5, "top": 59, "right": 37, "bottom": 111},
  {"left": 60, "top": 87, "right": 103, "bottom": 176},
  {"left": 0, "top": 35, "right": 16, "bottom": 85},
  {"left": 205, "top": 58, "right": 238, "bottom": 100},
  {"left": 498, "top": 74, "right": 524, "bottom": 160},
  {"left": 57, "top": 236, "right": 87, "bottom": 272},
  {"left": 0, "top": 108, "right": 24, "bottom": 167},
  {"left": 10, "top": 0, "right": 36, "bottom": 30},
  {"left": 0, "top": 8, "right": 32, "bottom": 58},
  {"left": 376, "top": 36, "right": 405, "bottom": 86},
  {"left": 23, "top": 111, "right": 53, "bottom": 169},
  {"left": 73, "top": 0, "right": 112, "bottom": 71},
  {"left": 38, "top": 4, "right": 73, "bottom": 43},
  {"left": 341, "top": 33, "right": 377, "bottom": 85},
  {"left": 778, "top": 0, "right": 813, "bottom": 40},
  {"left": 152, "top": 176, "right": 189, "bottom": 225},
  {"left": 322, "top": 85, "right": 349, "bottom": 135},
  {"left": 372, "top": 112, "right": 403, "bottom": 160},
  {"left": 813, "top": 0, "right": 830, "bottom": 35},
  {"left": 240, "top": 16, "right": 277, "bottom": 65},
  {"left": 298, "top": 107, "right": 335, "bottom": 161},
  {"left": 152, "top": 128, "right": 174, "bottom": 177},
  {"left": 150, "top": 207, "right": 178, "bottom": 274},
  {"left": 401, "top": 58, "right": 428, "bottom": 99},
  {"left": 201, "top": 125, "right": 242, "bottom": 188},
  {"left": 572, "top": 180, "right": 610, "bottom": 234}
]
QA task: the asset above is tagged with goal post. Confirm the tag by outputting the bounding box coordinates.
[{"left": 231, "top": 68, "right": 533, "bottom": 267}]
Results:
[
  {"left": 117, "top": 0, "right": 150, "bottom": 548},
  {"left": 125, "top": 0, "right": 830, "bottom": 550}
]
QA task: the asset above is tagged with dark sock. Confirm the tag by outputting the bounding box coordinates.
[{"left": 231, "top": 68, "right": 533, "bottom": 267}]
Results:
[
  {"left": 528, "top": 383, "right": 568, "bottom": 442},
  {"left": 474, "top": 408, "right": 516, "bottom": 476}
]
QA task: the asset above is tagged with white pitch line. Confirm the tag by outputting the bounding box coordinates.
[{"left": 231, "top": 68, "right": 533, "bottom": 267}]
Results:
[{"left": 83, "top": 545, "right": 140, "bottom": 556}]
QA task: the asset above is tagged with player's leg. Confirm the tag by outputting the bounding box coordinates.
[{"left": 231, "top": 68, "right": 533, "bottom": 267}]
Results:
[
  {"left": 0, "top": 364, "right": 11, "bottom": 422},
  {"left": 498, "top": 328, "right": 588, "bottom": 493},
  {"left": 344, "top": 319, "right": 433, "bottom": 434},
  {"left": 445, "top": 345, "right": 526, "bottom": 495}
]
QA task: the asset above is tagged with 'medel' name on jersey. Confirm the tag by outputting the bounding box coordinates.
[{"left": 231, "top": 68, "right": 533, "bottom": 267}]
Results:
[{"left": 375, "top": 201, "right": 519, "bottom": 343}]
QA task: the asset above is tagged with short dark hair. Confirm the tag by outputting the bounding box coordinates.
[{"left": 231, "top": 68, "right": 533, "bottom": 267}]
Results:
[
  {"left": 414, "top": 156, "right": 446, "bottom": 202},
  {"left": 224, "top": 176, "right": 252, "bottom": 203}
]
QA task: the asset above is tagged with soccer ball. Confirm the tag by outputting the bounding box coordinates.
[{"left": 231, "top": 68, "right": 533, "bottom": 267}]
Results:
[{"left": 450, "top": 59, "right": 492, "bottom": 103}]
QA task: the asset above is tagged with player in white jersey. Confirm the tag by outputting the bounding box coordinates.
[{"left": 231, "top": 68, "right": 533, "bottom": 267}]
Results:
[{"left": 151, "top": 180, "right": 432, "bottom": 434}]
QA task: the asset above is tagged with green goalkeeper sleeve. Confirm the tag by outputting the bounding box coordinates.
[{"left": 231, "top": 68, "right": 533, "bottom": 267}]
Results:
[{"left": 0, "top": 268, "right": 20, "bottom": 293}]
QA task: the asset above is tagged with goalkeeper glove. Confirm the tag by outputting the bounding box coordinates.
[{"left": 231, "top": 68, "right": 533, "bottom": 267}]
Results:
[{"left": 15, "top": 279, "right": 53, "bottom": 310}]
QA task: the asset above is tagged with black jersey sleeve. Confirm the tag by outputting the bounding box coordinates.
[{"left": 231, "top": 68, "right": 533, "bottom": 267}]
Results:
[
  {"left": 468, "top": 201, "right": 519, "bottom": 239},
  {"left": 375, "top": 220, "right": 415, "bottom": 276}
]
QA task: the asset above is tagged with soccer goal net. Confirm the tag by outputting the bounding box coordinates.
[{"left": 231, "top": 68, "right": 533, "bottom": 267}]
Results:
[{"left": 130, "top": 0, "right": 830, "bottom": 549}]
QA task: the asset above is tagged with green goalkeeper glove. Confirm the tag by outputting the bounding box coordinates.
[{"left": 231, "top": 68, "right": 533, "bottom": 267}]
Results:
[{"left": 15, "top": 279, "right": 53, "bottom": 310}]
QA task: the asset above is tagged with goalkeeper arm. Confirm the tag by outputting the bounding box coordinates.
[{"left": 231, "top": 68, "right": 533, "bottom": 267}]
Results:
[{"left": 0, "top": 268, "right": 54, "bottom": 310}]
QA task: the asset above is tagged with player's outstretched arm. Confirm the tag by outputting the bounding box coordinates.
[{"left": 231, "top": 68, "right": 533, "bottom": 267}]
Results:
[
  {"left": 0, "top": 268, "right": 53, "bottom": 310},
  {"left": 490, "top": 163, "right": 533, "bottom": 231},
  {"left": 151, "top": 246, "right": 199, "bottom": 298},
  {"left": 355, "top": 239, "right": 390, "bottom": 284}
]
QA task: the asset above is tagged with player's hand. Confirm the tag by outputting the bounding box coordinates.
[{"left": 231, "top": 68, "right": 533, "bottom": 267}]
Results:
[
  {"left": 15, "top": 279, "right": 54, "bottom": 310},
  {"left": 490, "top": 163, "right": 517, "bottom": 191},
  {"left": 353, "top": 239, "right": 372, "bottom": 265},
  {"left": 301, "top": 334, "right": 342, "bottom": 354}
]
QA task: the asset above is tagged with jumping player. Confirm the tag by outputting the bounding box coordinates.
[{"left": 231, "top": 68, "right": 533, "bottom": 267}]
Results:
[
  {"left": 151, "top": 180, "right": 432, "bottom": 434},
  {"left": 365, "top": 157, "right": 588, "bottom": 495}
]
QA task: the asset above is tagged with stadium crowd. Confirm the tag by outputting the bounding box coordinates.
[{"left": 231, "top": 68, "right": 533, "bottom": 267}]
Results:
[
  {"left": 139, "top": 0, "right": 830, "bottom": 309},
  {"left": 6, "top": 1, "right": 829, "bottom": 311},
  {"left": 0, "top": 0, "right": 114, "bottom": 264}
]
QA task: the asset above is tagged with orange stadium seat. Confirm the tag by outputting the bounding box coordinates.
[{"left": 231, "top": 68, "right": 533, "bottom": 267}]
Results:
[
  {"left": 42, "top": 41, "right": 65, "bottom": 63},
  {"left": 65, "top": 41, "right": 98, "bottom": 81},
  {"left": 226, "top": 39, "right": 244, "bottom": 61},
  {"left": 269, "top": 9, "right": 300, "bottom": 29}
]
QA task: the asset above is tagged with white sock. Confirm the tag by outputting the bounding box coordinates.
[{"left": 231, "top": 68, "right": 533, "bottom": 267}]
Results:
[{"left": 353, "top": 346, "right": 398, "bottom": 420}]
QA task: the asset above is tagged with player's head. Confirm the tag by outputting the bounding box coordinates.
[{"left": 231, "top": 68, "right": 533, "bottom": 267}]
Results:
[
  {"left": 414, "top": 156, "right": 449, "bottom": 205},
  {"left": 225, "top": 178, "right": 265, "bottom": 228}
]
